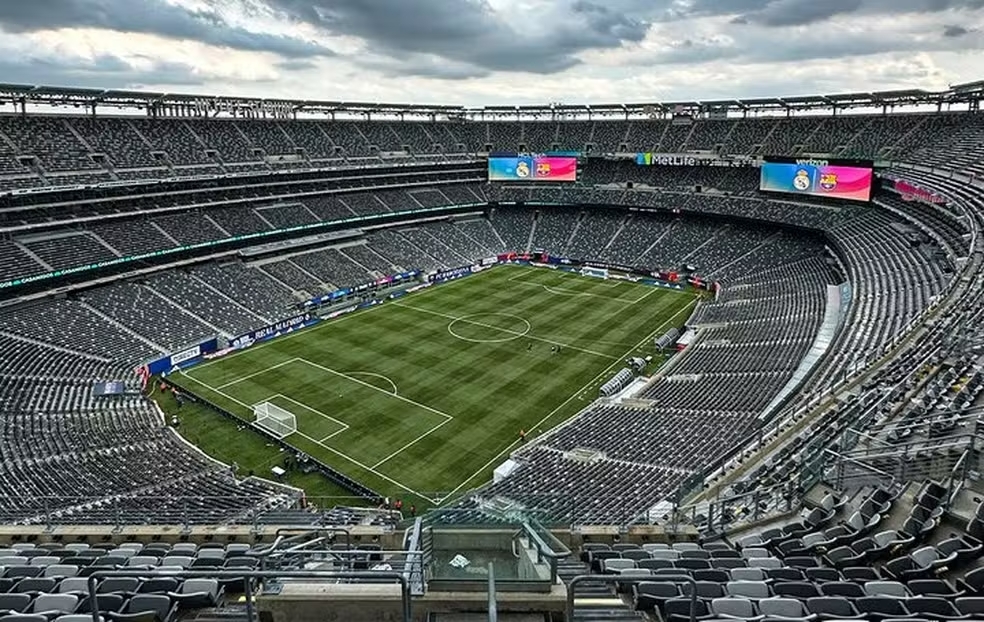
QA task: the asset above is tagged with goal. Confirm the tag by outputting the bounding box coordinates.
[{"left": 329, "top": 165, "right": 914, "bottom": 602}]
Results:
[
  {"left": 581, "top": 266, "right": 609, "bottom": 280},
  {"left": 254, "top": 401, "right": 297, "bottom": 439}
]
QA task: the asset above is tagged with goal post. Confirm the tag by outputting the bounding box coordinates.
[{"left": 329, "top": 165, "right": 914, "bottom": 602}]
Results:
[
  {"left": 581, "top": 266, "right": 609, "bottom": 280},
  {"left": 254, "top": 401, "right": 297, "bottom": 439}
]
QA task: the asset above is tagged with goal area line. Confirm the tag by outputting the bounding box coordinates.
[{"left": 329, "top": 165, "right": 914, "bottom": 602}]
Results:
[{"left": 178, "top": 358, "right": 455, "bottom": 504}]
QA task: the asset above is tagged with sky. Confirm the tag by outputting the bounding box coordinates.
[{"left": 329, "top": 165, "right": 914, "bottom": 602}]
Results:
[{"left": 0, "top": 0, "right": 981, "bottom": 106}]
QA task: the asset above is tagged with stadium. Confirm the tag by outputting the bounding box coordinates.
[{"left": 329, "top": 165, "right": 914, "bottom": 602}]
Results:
[{"left": 1, "top": 73, "right": 984, "bottom": 622}]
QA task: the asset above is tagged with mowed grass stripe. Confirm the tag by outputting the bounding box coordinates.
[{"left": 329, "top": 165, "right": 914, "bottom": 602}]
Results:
[{"left": 175, "top": 265, "right": 695, "bottom": 503}]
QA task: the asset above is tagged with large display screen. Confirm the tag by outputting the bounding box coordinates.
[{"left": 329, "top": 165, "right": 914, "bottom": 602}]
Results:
[
  {"left": 488, "top": 153, "right": 578, "bottom": 182},
  {"left": 760, "top": 157, "right": 874, "bottom": 202}
]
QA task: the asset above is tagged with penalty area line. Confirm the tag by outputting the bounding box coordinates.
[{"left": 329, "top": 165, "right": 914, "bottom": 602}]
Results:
[
  {"left": 215, "top": 357, "right": 300, "bottom": 389},
  {"left": 296, "top": 358, "right": 454, "bottom": 422},
  {"left": 176, "top": 370, "right": 439, "bottom": 504},
  {"left": 371, "top": 417, "right": 454, "bottom": 469}
]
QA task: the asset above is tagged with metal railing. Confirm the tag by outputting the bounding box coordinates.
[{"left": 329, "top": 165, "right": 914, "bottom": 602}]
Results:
[
  {"left": 488, "top": 562, "right": 498, "bottom": 622},
  {"left": 566, "top": 573, "right": 697, "bottom": 622},
  {"left": 403, "top": 517, "right": 425, "bottom": 595},
  {"left": 86, "top": 568, "right": 412, "bottom": 622},
  {"left": 668, "top": 480, "right": 800, "bottom": 538},
  {"left": 0, "top": 495, "right": 402, "bottom": 530},
  {"left": 521, "top": 519, "right": 571, "bottom": 584}
]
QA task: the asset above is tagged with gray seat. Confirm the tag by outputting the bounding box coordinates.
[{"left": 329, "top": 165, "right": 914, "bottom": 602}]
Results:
[
  {"left": 748, "top": 557, "right": 782, "bottom": 569},
  {"left": 160, "top": 556, "right": 192, "bottom": 568},
  {"left": 603, "top": 559, "right": 637, "bottom": 573},
  {"left": 730, "top": 568, "right": 767, "bottom": 582},
  {"left": 863, "top": 581, "right": 911, "bottom": 598},
  {"left": 758, "top": 597, "right": 815, "bottom": 621},
  {"left": 28, "top": 557, "right": 59, "bottom": 568},
  {"left": 711, "top": 597, "right": 764, "bottom": 621},
  {"left": 30, "top": 594, "right": 79, "bottom": 617},
  {"left": 43, "top": 565, "right": 79, "bottom": 578},
  {"left": 168, "top": 578, "right": 222, "bottom": 609},
  {"left": 726, "top": 580, "right": 771, "bottom": 600},
  {"left": 56, "top": 578, "right": 89, "bottom": 594}
]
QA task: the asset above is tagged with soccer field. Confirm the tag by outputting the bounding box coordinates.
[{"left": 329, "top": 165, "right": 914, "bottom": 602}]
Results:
[{"left": 174, "top": 265, "right": 697, "bottom": 508}]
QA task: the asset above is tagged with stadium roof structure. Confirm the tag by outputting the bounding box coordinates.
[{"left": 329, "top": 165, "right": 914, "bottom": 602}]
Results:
[{"left": 0, "top": 79, "right": 980, "bottom": 120}]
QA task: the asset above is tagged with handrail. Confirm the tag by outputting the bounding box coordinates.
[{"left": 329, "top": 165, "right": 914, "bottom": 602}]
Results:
[
  {"left": 824, "top": 448, "right": 898, "bottom": 492},
  {"left": 488, "top": 562, "right": 497, "bottom": 622},
  {"left": 405, "top": 517, "right": 426, "bottom": 596},
  {"left": 945, "top": 446, "right": 972, "bottom": 509},
  {"left": 86, "top": 568, "right": 411, "bottom": 622},
  {"left": 521, "top": 520, "right": 570, "bottom": 583},
  {"left": 566, "top": 573, "right": 697, "bottom": 622}
]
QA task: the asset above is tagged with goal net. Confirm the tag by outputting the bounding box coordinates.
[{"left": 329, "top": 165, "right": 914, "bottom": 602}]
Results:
[
  {"left": 581, "top": 266, "right": 609, "bottom": 280},
  {"left": 254, "top": 402, "right": 297, "bottom": 439}
]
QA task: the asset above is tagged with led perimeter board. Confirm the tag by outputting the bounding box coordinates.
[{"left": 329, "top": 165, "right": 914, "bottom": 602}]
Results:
[
  {"left": 488, "top": 152, "right": 578, "bottom": 182},
  {"left": 760, "top": 156, "right": 874, "bottom": 202}
]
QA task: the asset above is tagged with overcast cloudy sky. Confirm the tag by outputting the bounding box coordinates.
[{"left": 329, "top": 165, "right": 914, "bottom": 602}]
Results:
[{"left": 0, "top": 0, "right": 981, "bottom": 105}]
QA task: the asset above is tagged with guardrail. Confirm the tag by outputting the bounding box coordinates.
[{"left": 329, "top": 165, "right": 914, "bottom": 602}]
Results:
[
  {"left": 0, "top": 495, "right": 401, "bottom": 531},
  {"left": 86, "top": 568, "right": 412, "bottom": 622},
  {"left": 488, "top": 562, "right": 498, "bottom": 622},
  {"left": 521, "top": 519, "right": 571, "bottom": 584}
]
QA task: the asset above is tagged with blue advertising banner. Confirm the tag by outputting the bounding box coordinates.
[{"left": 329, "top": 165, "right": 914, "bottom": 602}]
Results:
[
  {"left": 147, "top": 337, "right": 220, "bottom": 375},
  {"left": 231, "top": 313, "right": 315, "bottom": 349}
]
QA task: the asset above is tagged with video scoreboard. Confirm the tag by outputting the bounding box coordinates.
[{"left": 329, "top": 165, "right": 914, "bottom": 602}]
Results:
[
  {"left": 487, "top": 152, "right": 579, "bottom": 182},
  {"left": 760, "top": 156, "right": 874, "bottom": 202}
]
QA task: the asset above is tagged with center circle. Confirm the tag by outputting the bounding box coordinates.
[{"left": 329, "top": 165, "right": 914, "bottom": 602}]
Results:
[{"left": 447, "top": 313, "right": 532, "bottom": 343}]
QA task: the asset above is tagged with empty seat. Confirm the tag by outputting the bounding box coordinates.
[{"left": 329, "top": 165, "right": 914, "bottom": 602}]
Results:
[
  {"left": 105, "top": 594, "right": 173, "bottom": 622},
  {"left": 805, "top": 596, "right": 863, "bottom": 619},
  {"left": 711, "top": 597, "right": 762, "bottom": 621},
  {"left": 726, "top": 580, "right": 770, "bottom": 600},
  {"left": 758, "top": 597, "right": 813, "bottom": 622},
  {"left": 29, "top": 594, "right": 79, "bottom": 617},
  {"left": 633, "top": 581, "right": 679, "bottom": 612},
  {"left": 854, "top": 596, "right": 912, "bottom": 621},
  {"left": 168, "top": 578, "right": 222, "bottom": 609}
]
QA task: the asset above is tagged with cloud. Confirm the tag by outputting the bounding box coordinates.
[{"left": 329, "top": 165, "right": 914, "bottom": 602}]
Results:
[
  {"left": 0, "top": 0, "right": 335, "bottom": 58},
  {"left": 738, "top": 0, "right": 864, "bottom": 26},
  {"left": 943, "top": 24, "right": 972, "bottom": 35},
  {"left": 0, "top": 54, "right": 207, "bottom": 89},
  {"left": 260, "top": 0, "right": 650, "bottom": 75},
  {"left": 0, "top": 0, "right": 976, "bottom": 105},
  {"left": 274, "top": 59, "right": 318, "bottom": 71},
  {"left": 682, "top": 0, "right": 984, "bottom": 24}
]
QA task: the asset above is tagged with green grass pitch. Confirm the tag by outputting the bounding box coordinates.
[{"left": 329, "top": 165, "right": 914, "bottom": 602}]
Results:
[{"left": 170, "top": 265, "right": 697, "bottom": 509}]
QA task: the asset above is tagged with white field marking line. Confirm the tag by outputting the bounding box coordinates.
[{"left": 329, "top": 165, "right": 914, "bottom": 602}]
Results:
[
  {"left": 293, "top": 431, "right": 440, "bottom": 504},
  {"left": 371, "top": 417, "right": 454, "bottom": 469},
  {"left": 344, "top": 371, "right": 399, "bottom": 395},
  {"left": 214, "top": 358, "right": 299, "bottom": 389},
  {"left": 447, "top": 313, "right": 532, "bottom": 344},
  {"left": 177, "top": 368, "right": 439, "bottom": 504},
  {"left": 259, "top": 392, "right": 350, "bottom": 439},
  {"left": 188, "top": 303, "right": 375, "bottom": 374},
  {"left": 437, "top": 296, "right": 700, "bottom": 505},
  {"left": 510, "top": 278, "right": 649, "bottom": 303},
  {"left": 393, "top": 301, "right": 618, "bottom": 360},
  {"left": 506, "top": 267, "right": 538, "bottom": 282},
  {"left": 296, "top": 358, "right": 454, "bottom": 422},
  {"left": 507, "top": 266, "right": 622, "bottom": 289},
  {"left": 630, "top": 284, "right": 661, "bottom": 305}
]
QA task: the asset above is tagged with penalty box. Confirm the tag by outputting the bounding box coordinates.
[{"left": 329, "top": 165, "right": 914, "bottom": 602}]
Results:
[{"left": 220, "top": 357, "right": 454, "bottom": 468}]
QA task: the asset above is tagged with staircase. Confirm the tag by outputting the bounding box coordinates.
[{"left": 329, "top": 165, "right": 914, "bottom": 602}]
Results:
[{"left": 557, "top": 559, "right": 643, "bottom": 622}]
